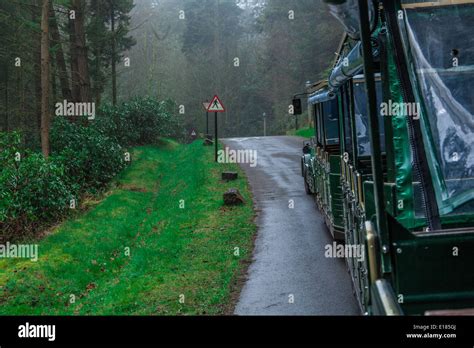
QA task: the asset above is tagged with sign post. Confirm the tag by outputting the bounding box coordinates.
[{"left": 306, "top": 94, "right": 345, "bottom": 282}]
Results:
[
  {"left": 206, "top": 95, "right": 226, "bottom": 162},
  {"left": 214, "top": 112, "right": 218, "bottom": 161},
  {"left": 263, "top": 112, "right": 267, "bottom": 137}
]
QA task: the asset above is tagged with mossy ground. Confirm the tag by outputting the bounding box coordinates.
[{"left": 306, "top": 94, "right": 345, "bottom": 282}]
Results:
[
  {"left": 287, "top": 127, "right": 314, "bottom": 138},
  {"left": 0, "top": 140, "right": 256, "bottom": 315}
]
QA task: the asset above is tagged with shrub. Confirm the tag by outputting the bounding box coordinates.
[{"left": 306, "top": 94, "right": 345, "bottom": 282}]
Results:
[
  {"left": 1, "top": 97, "right": 183, "bottom": 241},
  {"left": 0, "top": 152, "right": 72, "bottom": 240},
  {"left": 50, "top": 117, "right": 126, "bottom": 193},
  {"left": 95, "top": 97, "right": 184, "bottom": 145},
  {"left": 0, "top": 131, "right": 22, "bottom": 165}
]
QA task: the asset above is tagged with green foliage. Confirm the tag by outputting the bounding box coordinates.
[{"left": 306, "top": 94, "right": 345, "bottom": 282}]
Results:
[
  {"left": 182, "top": 0, "right": 242, "bottom": 60},
  {"left": 95, "top": 97, "right": 184, "bottom": 145},
  {"left": 0, "top": 151, "right": 72, "bottom": 240},
  {"left": 0, "top": 132, "right": 21, "bottom": 165},
  {"left": 1, "top": 96, "right": 184, "bottom": 241},
  {"left": 50, "top": 118, "right": 126, "bottom": 193},
  {"left": 0, "top": 143, "right": 256, "bottom": 315},
  {"left": 119, "top": 0, "right": 342, "bottom": 137},
  {"left": 88, "top": 0, "right": 136, "bottom": 102},
  {"left": 291, "top": 127, "right": 315, "bottom": 138}
]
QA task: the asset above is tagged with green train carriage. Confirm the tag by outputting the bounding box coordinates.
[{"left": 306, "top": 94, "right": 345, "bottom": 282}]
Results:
[
  {"left": 296, "top": 0, "right": 474, "bottom": 315},
  {"left": 302, "top": 81, "right": 344, "bottom": 240}
]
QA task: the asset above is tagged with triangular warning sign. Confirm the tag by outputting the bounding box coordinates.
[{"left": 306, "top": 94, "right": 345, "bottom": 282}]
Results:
[
  {"left": 207, "top": 95, "right": 226, "bottom": 113},
  {"left": 191, "top": 130, "right": 197, "bottom": 136}
]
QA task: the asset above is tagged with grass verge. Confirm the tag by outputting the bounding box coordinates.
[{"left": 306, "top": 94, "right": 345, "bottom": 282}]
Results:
[
  {"left": 0, "top": 140, "right": 256, "bottom": 315},
  {"left": 287, "top": 127, "right": 315, "bottom": 138}
]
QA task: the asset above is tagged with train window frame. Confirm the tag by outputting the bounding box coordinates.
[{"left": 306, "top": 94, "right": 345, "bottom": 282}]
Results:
[
  {"left": 352, "top": 74, "right": 386, "bottom": 162},
  {"left": 322, "top": 98, "right": 340, "bottom": 148},
  {"left": 341, "top": 82, "right": 354, "bottom": 163},
  {"left": 312, "top": 103, "right": 318, "bottom": 143},
  {"left": 315, "top": 103, "right": 321, "bottom": 146},
  {"left": 321, "top": 101, "right": 327, "bottom": 148},
  {"left": 316, "top": 103, "right": 324, "bottom": 148}
]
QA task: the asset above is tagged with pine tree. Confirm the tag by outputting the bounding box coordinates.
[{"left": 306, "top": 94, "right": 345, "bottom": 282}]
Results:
[
  {"left": 40, "top": 0, "right": 51, "bottom": 156},
  {"left": 105, "top": 0, "right": 135, "bottom": 105}
]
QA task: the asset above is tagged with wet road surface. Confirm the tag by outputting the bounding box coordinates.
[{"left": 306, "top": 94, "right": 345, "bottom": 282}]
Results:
[{"left": 223, "top": 136, "right": 359, "bottom": 315}]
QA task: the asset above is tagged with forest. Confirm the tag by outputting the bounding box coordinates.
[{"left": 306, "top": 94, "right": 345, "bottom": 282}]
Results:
[{"left": 0, "top": 0, "right": 341, "bottom": 243}]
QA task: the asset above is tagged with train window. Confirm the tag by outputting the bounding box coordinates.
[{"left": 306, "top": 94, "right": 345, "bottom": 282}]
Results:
[
  {"left": 403, "top": 5, "right": 474, "bottom": 210},
  {"left": 316, "top": 103, "right": 324, "bottom": 147},
  {"left": 315, "top": 104, "right": 320, "bottom": 144},
  {"left": 312, "top": 104, "right": 318, "bottom": 139},
  {"left": 342, "top": 84, "right": 353, "bottom": 159},
  {"left": 353, "top": 80, "right": 386, "bottom": 157},
  {"left": 323, "top": 99, "right": 340, "bottom": 146}
]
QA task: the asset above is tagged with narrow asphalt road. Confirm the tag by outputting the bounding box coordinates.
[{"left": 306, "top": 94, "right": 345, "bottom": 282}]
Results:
[{"left": 223, "top": 136, "right": 359, "bottom": 315}]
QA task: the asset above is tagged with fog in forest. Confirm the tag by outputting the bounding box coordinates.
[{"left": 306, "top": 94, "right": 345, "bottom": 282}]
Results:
[
  {"left": 118, "top": 0, "right": 342, "bottom": 137},
  {"left": 0, "top": 0, "right": 342, "bottom": 143}
]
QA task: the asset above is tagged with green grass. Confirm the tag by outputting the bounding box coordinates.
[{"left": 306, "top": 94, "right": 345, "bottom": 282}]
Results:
[
  {"left": 287, "top": 127, "right": 315, "bottom": 138},
  {"left": 0, "top": 140, "right": 256, "bottom": 315}
]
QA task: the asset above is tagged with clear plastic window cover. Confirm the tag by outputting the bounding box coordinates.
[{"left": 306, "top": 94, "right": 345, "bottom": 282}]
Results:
[
  {"left": 404, "top": 5, "right": 474, "bottom": 212},
  {"left": 343, "top": 91, "right": 353, "bottom": 156},
  {"left": 323, "top": 99, "right": 340, "bottom": 145},
  {"left": 353, "top": 81, "right": 386, "bottom": 157}
]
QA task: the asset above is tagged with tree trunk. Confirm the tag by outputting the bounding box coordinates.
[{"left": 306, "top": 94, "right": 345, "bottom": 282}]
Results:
[
  {"left": 73, "top": 0, "right": 91, "bottom": 103},
  {"left": 50, "top": 4, "right": 71, "bottom": 101},
  {"left": 69, "top": 9, "right": 79, "bottom": 102},
  {"left": 51, "top": 53, "right": 57, "bottom": 103},
  {"left": 40, "top": 0, "right": 51, "bottom": 157},
  {"left": 93, "top": 0, "right": 102, "bottom": 106},
  {"left": 32, "top": 0, "right": 42, "bottom": 131},
  {"left": 111, "top": 3, "right": 117, "bottom": 105},
  {"left": 94, "top": 45, "right": 102, "bottom": 106},
  {"left": 4, "top": 64, "right": 8, "bottom": 132}
]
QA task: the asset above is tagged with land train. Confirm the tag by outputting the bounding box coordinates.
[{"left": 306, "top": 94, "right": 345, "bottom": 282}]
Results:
[{"left": 294, "top": 0, "right": 474, "bottom": 315}]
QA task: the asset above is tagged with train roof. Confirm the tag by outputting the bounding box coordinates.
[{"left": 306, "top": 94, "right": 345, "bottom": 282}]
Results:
[
  {"left": 401, "top": 0, "right": 474, "bottom": 8},
  {"left": 306, "top": 80, "right": 329, "bottom": 94}
]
